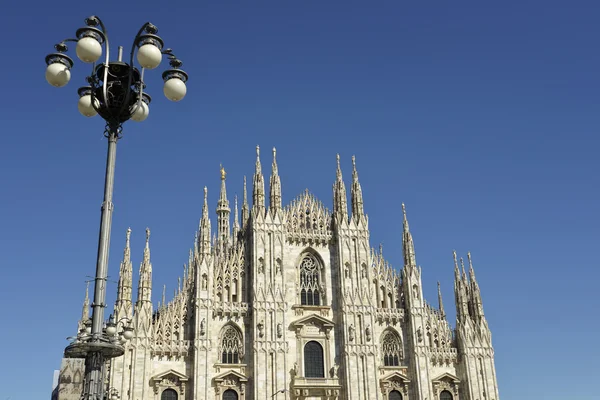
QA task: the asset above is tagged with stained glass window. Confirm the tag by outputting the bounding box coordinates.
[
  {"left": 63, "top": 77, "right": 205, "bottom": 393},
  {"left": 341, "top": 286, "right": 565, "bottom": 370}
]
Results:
[
  {"left": 220, "top": 325, "right": 242, "bottom": 364},
  {"left": 381, "top": 330, "right": 402, "bottom": 366},
  {"left": 440, "top": 390, "right": 453, "bottom": 400},
  {"left": 161, "top": 388, "right": 178, "bottom": 400},
  {"left": 300, "top": 255, "right": 321, "bottom": 306},
  {"left": 223, "top": 389, "right": 238, "bottom": 400},
  {"left": 389, "top": 390, "right": 402, "bottom": 400},
  {"left": 304, "top": 341, "right": 324, "bottom": 378}
]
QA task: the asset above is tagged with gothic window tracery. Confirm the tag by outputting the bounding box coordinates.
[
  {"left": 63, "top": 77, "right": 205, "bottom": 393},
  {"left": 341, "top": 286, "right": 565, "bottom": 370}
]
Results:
[
  {"left": 381, "top": 330, "right": 403, "bottom": 366},
  {"left": 299, "top": 254, "right": 321, "bottom": 306},
  {"left": 161, "top": 388, "right": 178, "bottom": 400},
  {"left": 220, "top": 325, "right": 243, "bottom": 364},
  {"left": 440, "top": 390, "right": 453, "bottom": 400},
  {"left": 304, "top": 341, "right": 325, "bottom": 378}
]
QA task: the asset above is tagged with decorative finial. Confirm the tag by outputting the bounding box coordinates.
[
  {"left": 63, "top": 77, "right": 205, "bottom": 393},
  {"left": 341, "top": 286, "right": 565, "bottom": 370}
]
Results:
[
  {"left": 126, "top": 227, "right": 131, "bottom": 245},
  {"left": 145, "top": 227, "right": 150, "bottom": 247},
  {"left": 273, "top": 147, "right": 276, "bottom": 159},
  {"left": 204, "top": 186, "right": 208, "bottom": 200},
  {"left": 352, "top": 155, "right": 356, "bottom": 168},
  {"left": 453, "top": 250, "right": 458, "bottom": 267},
  {"left": 467, "top": 251, "right": 473, "bottom": 268},
  {"left": 336, "top": 154, "right": 341, "bottom": 168},
  {"left": 256, "top": 145, "right": 260, "bottom": 157},
  {"left": 220, "top": 164, "right": 226, "bottom": 180}
]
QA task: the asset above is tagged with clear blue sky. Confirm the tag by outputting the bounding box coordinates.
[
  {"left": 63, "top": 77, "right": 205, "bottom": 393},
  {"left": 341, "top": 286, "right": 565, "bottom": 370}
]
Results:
[{"left": 0, "top": 1, "right": 598, "bottom": 399}]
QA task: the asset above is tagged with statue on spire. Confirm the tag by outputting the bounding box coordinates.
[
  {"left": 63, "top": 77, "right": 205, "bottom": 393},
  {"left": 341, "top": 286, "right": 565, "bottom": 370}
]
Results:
[
  {"left": 253, "top": 145, "right": 265, "bottom": 213},
  {"left": 350, "top": 155, "right": 365, "bottom": 222},
  {"left": 269, "top": 147, "right": 282, "bottom": 214}
]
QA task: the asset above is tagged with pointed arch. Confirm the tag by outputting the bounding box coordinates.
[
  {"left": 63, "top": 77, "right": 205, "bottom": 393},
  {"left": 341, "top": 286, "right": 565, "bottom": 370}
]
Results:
[
  {"left": 381, "top": 328, "right": 403, "bottom": 366},
  {"left": 219, "top": 324, "right": 243, "bottom": 364}
]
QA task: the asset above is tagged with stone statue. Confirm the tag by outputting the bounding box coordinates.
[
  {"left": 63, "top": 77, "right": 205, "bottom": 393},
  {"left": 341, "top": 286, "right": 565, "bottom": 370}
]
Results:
[
  {"left": 349, "top": 324, "right": 355, "bottom": 342},
  {"left": 258, "top": 320, "right": 264, "bottom": 337},
  {"left": 200, "top": 318, "right": 206, "bottom": 336},
  {"left": 277, "top": 323, "right": 282, "bottom": 338}
]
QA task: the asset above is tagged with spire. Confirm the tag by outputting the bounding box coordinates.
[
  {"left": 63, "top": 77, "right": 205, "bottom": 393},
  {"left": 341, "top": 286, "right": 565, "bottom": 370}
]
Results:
[
  {"left": 350, "top": 155, "right": 365, "bottom": 221},
  {"left": 199, "top": 187, "right": 211, "bottom": 258},
  {"left": 253, "top": 145, "right": 265, "bottom": 213},
  {"left": 81, "top": 281, "right": 90, "bottom": 322},
  {"left": 162, "top": 284, "right": 166, "bottom": 308},
  {"left": 333, "top": 154, "right": 348, "bottom": 219},
  {"left": 241, "top": 176, "right": 249, "bottom": 229},
  {"left": 233, "top": 195, "right": 240, "bottom": 239},
  {"left": 468, "top": 251, "right": 485, "bottom": 319},
  {"left": 269, "top": 147, "right": 282, "bottom": 214},
  {"left": 217, "top": 164, "right": 231, "bottom": 246},
  {"left": 454, "top": 251, "right": 470, "bottom": 322},
  {"left": 460, "top": 257, "right": 468, "bottom": 282},
  {"left": 136, "top": 228, "right": 152, "bottom": 305},
  {"left": 437, "top": 281, "right": 445, "bottom": 318},
  {"left": 467, "top": 252, "right": 477, "bottom": 284},
  {"left": 115, "top": 228, "right": 133, "bottom": 317},
  {"left": 402, "top": 203, "right": 416, "bottom": 267},
  {"left": 453, "top": 250, "right": 460, "bottom": 281}
]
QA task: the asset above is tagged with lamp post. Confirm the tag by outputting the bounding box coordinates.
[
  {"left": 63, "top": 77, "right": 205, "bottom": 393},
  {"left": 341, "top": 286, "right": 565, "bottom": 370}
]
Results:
[{"left": 45, "top": 16, "right": 188, "bottom": 400}]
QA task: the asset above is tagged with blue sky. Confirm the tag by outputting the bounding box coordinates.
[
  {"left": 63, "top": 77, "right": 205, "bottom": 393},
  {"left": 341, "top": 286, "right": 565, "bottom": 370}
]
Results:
[{"left": 0, "top": 1, "right": 598, "bottom": 398}]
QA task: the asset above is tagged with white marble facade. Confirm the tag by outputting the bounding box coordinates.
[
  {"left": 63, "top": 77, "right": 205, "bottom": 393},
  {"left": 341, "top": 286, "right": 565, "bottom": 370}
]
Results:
[{"left": 56, "top": 147, "right": 499, "bottom": 400}]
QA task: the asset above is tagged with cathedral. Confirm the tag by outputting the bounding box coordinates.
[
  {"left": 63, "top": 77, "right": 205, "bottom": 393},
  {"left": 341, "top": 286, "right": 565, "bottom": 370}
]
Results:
[{"left": 54, "top": 146, "right": 500, "bottom": 400}]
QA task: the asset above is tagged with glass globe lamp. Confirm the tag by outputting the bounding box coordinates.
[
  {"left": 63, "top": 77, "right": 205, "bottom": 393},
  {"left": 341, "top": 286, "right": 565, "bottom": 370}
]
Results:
[
  {"left": 123, "top": 326, "right": 135, "bottom": 340},
  {"left": 76, "top": 36, "right": 102, "bottom": 63},
  {"left": 137, "top": 43, "right": 162, "bottom": 69},
  {"left": 163, "top": 77, "right": 187, "bottom": 102},
  {"left": 45, "top": 62, "right": 71, "bottom": 87},
  {"left": 131, "top": 101, "right": 149, "bottom": 122}
]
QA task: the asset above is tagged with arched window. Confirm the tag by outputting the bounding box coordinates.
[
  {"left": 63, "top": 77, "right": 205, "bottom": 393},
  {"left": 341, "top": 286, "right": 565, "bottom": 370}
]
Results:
[
  {"left": 440, "top": 390, "right": 453, "bottom": 400},
  {"left": 381, "top": 330, "right": 403, "bottom": 366},
  {"left": 161, "top": 388, "right": 178, "bottom": 400},
  {"left": 389, "top": 390, "right": 403, "bottom": 400},
  {"left": 300, "top": 254, "right": 321, "bottom": 306},
  {"left": 223, "top": 389, "right": 238, "bottom": 400},
  {"left": 220, "top": 325, "right": 243, "bottom": 364},
  {"left": 304, "top": 341, "right": 324, "bottom": 378}
]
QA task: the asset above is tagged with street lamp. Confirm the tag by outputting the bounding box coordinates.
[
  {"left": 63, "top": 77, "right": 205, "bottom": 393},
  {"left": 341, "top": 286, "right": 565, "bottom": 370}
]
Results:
[{"left": 46, "top": 15, "right": 189, "bottom": 400}]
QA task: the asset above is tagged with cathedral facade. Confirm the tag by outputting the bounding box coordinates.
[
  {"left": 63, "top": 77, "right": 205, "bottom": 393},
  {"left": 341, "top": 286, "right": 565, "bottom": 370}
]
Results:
[{"left": 56, "top": 147, "right": 500, "bottom": 400}]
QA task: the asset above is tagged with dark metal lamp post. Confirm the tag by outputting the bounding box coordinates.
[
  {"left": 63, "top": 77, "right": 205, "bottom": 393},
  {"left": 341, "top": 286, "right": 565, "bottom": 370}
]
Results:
[{"left": 45, "top": 15, "right": 188, "bottom": 400}]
